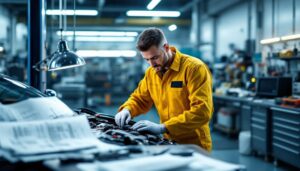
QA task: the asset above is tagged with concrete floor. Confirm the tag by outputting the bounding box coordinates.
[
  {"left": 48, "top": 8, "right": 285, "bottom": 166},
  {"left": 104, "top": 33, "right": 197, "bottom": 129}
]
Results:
[
  {"left": 94, "top": 105, "right": 296, "bottom": 171},
  {"left": 210, "top": 131, "right": 289, "bottom": 171}
]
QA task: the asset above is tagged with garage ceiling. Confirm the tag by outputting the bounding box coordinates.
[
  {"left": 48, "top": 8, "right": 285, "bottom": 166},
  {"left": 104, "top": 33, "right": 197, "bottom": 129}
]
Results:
[
  {"left": 1, "top": 0, "right": 247, "bottom": 27},
  {"left": 47, "top": 0, "right": 193, "bottom": 18},
  {"left": 45, "top": 0, "right": 195, "bottom": 27},
  {"left": 0, "top": 0, "right": 197, "bottom": 27}
]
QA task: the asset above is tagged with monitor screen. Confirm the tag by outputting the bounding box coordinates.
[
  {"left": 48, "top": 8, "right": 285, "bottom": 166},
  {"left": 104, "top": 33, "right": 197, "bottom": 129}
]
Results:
[{"left": 256, "top": 78, "right": 278, "bottom": 97}]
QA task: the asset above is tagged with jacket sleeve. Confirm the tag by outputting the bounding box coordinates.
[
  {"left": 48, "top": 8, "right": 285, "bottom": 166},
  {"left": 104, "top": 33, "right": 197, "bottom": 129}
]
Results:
[
  {"left": 118, "top": 72, "right": 154, "bottom": 117},
  {"left": 164, "top": 64, "right": 213, "bottom": 137}
]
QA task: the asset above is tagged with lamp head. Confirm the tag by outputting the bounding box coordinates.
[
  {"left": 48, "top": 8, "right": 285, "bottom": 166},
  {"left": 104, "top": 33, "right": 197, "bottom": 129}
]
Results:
[{"left": 47, "top": 39, "right": 85, "bottom": 71}]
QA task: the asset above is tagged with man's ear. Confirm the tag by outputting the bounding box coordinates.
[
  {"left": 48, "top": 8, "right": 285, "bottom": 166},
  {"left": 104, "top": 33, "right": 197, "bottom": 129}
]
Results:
[{"left": 163, "top": 43, "right": 169, "bottom": 51}]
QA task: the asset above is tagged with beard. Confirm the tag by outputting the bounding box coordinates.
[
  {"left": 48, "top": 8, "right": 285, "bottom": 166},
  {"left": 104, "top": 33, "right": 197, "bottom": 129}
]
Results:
[
  {"left": 153, "top": 51, "right": 169, "bottom": 73},
  {"left": 153, "top": 65, "right": 162, "bottom": 71}
]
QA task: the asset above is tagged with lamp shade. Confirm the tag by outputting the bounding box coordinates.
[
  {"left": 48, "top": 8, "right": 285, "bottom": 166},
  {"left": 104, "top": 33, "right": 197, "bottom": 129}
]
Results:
[{"left": 48, "top": 40, "right": 85, "bottom": 71}]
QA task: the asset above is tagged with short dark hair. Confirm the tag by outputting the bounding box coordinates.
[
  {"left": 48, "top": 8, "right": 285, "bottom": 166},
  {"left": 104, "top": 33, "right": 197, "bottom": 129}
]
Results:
[{"left": 136, "top": 27, "right": 167, "bottom": 51}]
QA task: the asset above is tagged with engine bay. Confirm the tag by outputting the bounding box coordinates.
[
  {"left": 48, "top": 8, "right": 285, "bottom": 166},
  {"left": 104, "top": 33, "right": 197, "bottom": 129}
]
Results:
[{"left": 75, "top": 108, "right": 175, "bottom": 146}]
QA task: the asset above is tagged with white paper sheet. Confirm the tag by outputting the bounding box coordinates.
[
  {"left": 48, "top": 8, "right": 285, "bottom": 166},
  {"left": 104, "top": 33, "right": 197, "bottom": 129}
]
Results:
[
  {"left": 0, "top": 97, "right": 75, "bottom": 121},
  {"left": 189, "top": 153, "right": 245, "bottom": 171},
  {"left": 77, "top": 154, "right": 195, "bottom": 171},
  {"left": 77, "top": 150, "right": 245, "bottom": 171},
  {"left": 0, "top": 147, "right": 98, "bottom": 163},
  {"left": 0, "top": 116, "right": 99, "bottom": 156}
]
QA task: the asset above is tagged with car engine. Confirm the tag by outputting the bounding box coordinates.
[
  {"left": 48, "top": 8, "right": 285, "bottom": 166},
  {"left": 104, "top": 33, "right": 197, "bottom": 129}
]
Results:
[{"left": 74, "top": 108, "right": 175, "bottom": 146}]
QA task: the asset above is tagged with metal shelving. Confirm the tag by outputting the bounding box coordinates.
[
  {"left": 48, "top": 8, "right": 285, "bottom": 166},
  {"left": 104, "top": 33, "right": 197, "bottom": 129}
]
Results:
[{"left": 271, "top": 107, "right": 300, "bottom": 168}]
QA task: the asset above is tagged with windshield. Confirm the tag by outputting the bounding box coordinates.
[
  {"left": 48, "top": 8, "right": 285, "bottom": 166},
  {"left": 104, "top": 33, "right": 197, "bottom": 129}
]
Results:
[{"left": 0, "top": 75, "right": 46, "bottom": 104}]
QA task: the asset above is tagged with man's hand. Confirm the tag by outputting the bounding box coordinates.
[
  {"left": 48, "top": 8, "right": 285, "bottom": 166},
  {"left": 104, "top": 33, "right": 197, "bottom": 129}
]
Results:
[
  {"left": 131, "top": 120, "right": 166, "bottom": 135},
  {"left": 115, "top": 109, "right": 131, "bottom": 127}
]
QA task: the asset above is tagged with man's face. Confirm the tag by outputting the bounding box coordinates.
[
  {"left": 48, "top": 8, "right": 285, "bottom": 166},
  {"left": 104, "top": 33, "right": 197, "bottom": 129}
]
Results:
[{"left": 141, "top": 45, "right": 168, "bottom": 72}]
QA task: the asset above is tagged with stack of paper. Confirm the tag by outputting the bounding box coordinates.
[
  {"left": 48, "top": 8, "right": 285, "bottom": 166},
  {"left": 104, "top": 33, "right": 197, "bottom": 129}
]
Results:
[
  {"left": 0, "top": 97, "right": 75, "bottom": 121},
  {"left": 0, "top": 115, "right": 101, "bottom": 162}
]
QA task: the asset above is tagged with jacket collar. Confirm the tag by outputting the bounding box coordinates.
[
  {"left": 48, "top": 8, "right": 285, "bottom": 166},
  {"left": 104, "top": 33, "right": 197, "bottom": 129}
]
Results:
[{"left": 169, "top": 46, "right": 181, "bottom": 72}]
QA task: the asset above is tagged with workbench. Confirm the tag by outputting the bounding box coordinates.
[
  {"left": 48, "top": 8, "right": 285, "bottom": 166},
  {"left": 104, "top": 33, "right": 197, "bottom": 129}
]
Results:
[{"left": 213, "top": 94, "right": 300, "bottom": 168}]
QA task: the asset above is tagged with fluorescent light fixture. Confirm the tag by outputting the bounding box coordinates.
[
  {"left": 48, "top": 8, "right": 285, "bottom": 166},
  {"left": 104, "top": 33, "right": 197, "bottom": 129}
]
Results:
[
  {"left": 168, "top": 24, "right": 177, "bottom": 31},
  {"left": 66, "top": 36, "right": 135, "bottom": 42},
  {"left": 260, "top": 37, "right": 281, "bottom": 44},
  {"left": 126, "top": 10, "right": 180, "bottom": 17},
  {"left": 57, "top": 31, "right": 138, "bottom": 37},
  {"left": 46, "top": 10, "right": 98, "bottom": 16},
  {"left": 76, "top": 50, "right": 137, "bottom": 57},
  {"left": 281, "top": 34, "right": 300, "bottom": 41},
  {"left": 147, "top": 0, "right": 161, "bottom": 10}
]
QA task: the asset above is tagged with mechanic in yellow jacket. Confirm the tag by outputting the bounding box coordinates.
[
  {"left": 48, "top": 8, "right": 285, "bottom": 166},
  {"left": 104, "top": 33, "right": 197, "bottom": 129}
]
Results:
[{"left": 115, "top": 27, "right": 213, "bottom": 151}]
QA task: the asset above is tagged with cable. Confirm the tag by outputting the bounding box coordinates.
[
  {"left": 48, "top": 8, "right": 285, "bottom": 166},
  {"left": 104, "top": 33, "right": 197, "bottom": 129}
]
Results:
[
  {"left": 292, "top": 0, "right": 296, "bottom": 34},
  {"left": 64, "top": 0, "right": 67, "bottom": 32},
  {"left": 271, "top": 0, "right": 275, "bottom": 37},
  {"left": 73, "top": 0, "right": 76, "bottom": 51},
  {"left": 59, "top": 0, "right": 63, "bottom": 40}
]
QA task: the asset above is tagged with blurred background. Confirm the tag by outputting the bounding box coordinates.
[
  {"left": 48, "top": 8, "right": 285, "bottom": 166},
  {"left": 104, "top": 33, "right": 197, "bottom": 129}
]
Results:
[{"left": 1, "top": 0, "right": 300, "bottom": 170}]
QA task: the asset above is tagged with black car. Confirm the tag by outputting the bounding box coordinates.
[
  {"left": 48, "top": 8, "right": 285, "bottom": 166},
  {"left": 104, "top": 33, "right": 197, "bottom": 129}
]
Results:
[{"left": 0, "top": 74, "right": 46, "bottom": 105}]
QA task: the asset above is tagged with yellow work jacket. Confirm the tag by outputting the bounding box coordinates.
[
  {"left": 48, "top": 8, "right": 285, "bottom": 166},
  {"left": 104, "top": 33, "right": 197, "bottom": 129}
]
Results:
[{"left": 119, "top": 47, "right": 213, "bottom": 151}]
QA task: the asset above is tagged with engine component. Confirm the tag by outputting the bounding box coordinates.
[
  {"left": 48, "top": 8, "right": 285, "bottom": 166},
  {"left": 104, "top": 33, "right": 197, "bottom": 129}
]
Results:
[{"left": 74, "top": 108, "right": 175, "bottom": 146}]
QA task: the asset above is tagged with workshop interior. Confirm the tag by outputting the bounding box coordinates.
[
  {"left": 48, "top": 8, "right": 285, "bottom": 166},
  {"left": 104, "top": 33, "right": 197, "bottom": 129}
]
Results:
[{"left": 0, "top": 0, "right": 300, "bottom": 170}]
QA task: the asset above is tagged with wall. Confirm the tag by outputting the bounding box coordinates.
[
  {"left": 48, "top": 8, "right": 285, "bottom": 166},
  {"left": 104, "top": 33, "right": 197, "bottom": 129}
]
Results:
[
  {"left": 15, "top": 23, "right": 27, "bottom": 53},
  {"left": 0, "top": 5, "right": 10, "bottom": 47},
  {"left": 200, "top": 19, "right": 214, "bottom": 62},
  {"left": 261, "top": 0, "right": 300, "bottom": 41},
  {"left": 199, "top": 0, "right": 300, "bottom": 60},
  {"left": 216, "top": 2, "right": 248, "bottom": 58},
  {"left": 262, "top": 0, "right": 298, "bottom": 39},
  {"left": 261, "top": 0, "right": 300, "bottom": 76},
  {"left": 0, "top": 4, "right": 25, "bottom": 57}
]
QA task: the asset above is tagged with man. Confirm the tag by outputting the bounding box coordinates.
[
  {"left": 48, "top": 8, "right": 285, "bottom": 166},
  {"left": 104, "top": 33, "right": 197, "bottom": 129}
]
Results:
[{"left": 115, "top": 28, "right": 213, "bottom": 151}]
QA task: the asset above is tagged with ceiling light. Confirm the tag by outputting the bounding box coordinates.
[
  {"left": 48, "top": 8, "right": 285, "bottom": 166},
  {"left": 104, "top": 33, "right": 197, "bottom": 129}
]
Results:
[
  {"left": 260, "top": 37, "right": 281, "bottom": 45},
  {"left": 46, "top": 10, "right": 98, "bottom": 16},
  {"left": 168, "top": 24, "right": 177, "bottom": 31},
  {"left": 0, "top": 46, "right": 4, "bottom": 52},
  {"left": 281, "top": 34, "right": 300, "bottom": 41},
  {"left": 57, "top": 31, "right": 138, "bottom": 37},
  {"left": 147, "top": 0, "right": 161, "bottom": 10},
  {"left": 66, "top": 36, "right": 135, "bottom": 42},
  {"left": 126, "top": 10, "right": 180, "bottom": 17},
  {"left": 76, "top": 50, "right": 137, "bottom": 57}
]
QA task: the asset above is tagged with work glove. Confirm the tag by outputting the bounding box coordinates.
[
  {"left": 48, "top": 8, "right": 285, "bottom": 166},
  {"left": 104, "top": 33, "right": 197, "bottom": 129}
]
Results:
[
  {"left": 115, "top": 109, "right": 131, "bottom": 128},
  {"left": 132, "top": 120, "right": 166, "bottom": 135}
]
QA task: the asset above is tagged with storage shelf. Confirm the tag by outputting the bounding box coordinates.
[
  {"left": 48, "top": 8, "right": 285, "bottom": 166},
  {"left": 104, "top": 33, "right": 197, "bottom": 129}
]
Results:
[
  {"left": 279, "top": 57, "right": 300, "bottom": 61},
  {"left": 266, "top": 56, "right": 300, "bottom": 61}
]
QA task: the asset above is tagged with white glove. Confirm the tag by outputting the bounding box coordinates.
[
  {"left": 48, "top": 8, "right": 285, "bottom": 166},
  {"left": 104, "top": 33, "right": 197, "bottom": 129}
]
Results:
[
  {"left": 115, "top": 109, "right": 131, "bottom": 127},
  {"left": 132, "top": 120, "right": 166, "bottom": 135}
]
